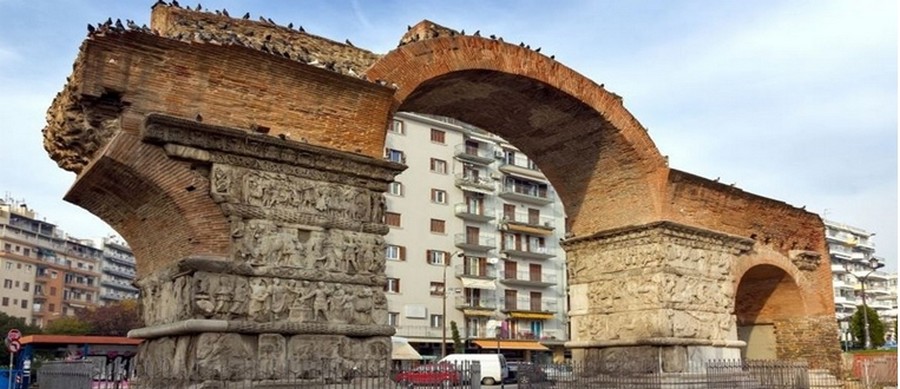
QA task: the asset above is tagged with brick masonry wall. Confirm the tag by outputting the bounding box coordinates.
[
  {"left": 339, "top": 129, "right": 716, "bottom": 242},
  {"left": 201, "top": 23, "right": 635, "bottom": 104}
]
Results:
[
  {"left": 366, "top": 33, "right": 670, "bottom": 235},
  {"left": 774, "top": 316, "right": 842, "bottom": 375}
]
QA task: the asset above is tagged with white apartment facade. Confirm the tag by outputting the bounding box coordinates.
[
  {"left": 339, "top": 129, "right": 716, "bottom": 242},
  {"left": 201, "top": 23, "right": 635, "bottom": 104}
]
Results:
[
  {"left": 383, "top": 112, "right": 568, "bottom": 362},
  {"left": 825, "top": 219, "right": 896, "bottom": 341},
  {"left": 96, "top": 235, "right": 139, "bottom": 304}
]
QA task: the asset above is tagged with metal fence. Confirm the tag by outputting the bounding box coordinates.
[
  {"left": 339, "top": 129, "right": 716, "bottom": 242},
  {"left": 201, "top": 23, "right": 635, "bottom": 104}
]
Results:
[
  {"left": 843, "top": 355, "right": 898, "bottom": 389},
  {"left": 35, "top": 357, "right": 894, "bottom": 389}
]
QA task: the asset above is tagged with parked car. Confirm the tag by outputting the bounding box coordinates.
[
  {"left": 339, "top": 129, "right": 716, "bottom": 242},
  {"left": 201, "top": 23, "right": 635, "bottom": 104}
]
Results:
[
  {"left": 542, "top": 364, "right": 575, "bottom": 382},
  {"left": 392, "top": 362, "right": 462, "bottom": 387},
  {"left": 508, "top": 361, "right": 549, "bottom": 384}
]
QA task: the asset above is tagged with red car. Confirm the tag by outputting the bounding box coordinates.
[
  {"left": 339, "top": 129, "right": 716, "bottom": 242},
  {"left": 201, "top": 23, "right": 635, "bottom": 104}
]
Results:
[{"left": 393, "top": 363, "right": 462, "bottom": 387}]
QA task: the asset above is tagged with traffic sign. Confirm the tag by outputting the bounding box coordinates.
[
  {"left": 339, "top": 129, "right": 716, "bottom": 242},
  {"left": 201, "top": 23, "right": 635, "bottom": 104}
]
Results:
[
  {"left": 6, "top": 340, "right": 20, "bottom": 353},
  {"left": 6, "top": 329, "right": 21, "bottom": 341}
]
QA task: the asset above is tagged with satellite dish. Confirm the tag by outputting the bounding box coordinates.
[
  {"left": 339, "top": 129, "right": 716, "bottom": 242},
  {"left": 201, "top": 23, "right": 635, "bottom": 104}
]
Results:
[{"left": 487, "top": 257, "right": 499, "bottom": 264}]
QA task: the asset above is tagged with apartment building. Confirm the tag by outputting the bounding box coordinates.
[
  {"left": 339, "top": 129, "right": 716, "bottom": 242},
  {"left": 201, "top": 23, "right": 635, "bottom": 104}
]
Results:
[
  {"left": 825, "top": 219, "right": 896, "bottom": 338},
  {"left": 95, "top": 235, "right": 139, "bottom": 304},
  {"left": 0, "top": 197, "right": 102, "bottom": 327},
  {"left": 383, "top": 112, "right": 568, "bottom": 362}
]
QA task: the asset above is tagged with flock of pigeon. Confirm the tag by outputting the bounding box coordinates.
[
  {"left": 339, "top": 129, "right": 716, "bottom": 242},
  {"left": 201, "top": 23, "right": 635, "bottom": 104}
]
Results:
[{"left": 84, "top": 1, "right": 555, "bottom": 84}]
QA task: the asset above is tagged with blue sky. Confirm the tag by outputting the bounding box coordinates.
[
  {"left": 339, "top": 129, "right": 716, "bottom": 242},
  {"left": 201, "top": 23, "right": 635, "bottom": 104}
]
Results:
[{"left": 0, "top": 1, "right": 896, "bottom": 269}]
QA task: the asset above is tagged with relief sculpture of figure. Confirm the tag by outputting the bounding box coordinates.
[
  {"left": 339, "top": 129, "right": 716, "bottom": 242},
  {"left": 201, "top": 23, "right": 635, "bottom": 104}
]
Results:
[
  {"left": 308, "top": 231, "right": 328, "bottom": 270},
  {"left": 212, "top": 165, "right": 231, "bottom": 194},
  {"left": 230, "top": 278, "right": 249, "bottom": 317},
  {"left": 353, "top": 190, "right": 370, "bottom": 220},
  {"left": 304, "top": 282, "right": 330, "bottom": 322},
  {"left": 249, "top": 278, "right": 270, "bottom": 322},
  {"left": 214, "top": 276, "right": 234, "bottom": 316},
  {"left": 353, "top": 288, "right": 374, "bottom": 324},
  {"left": 269, "top": 278, "right": 288, "bottom": 320},
  {"left": 289, "top": 280, "right": 313, "bottom": 321}
]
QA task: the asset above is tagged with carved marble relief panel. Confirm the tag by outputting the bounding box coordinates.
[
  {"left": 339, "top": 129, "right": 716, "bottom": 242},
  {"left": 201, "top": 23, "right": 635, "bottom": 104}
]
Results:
[{"left": 210, "top": 164, "right": 386, "bottom": 226}]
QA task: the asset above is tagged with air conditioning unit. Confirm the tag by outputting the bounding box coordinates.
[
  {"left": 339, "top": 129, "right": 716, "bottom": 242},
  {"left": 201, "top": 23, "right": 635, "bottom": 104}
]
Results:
[
  {"left": 490, "top": 173, "right": 502, "bottom": 180},
  {"left": 494, "top": 150, "right": 505, "bottom": 159},
  {"left": 544, "top": 221, "right": 553, "bottom": 227}
]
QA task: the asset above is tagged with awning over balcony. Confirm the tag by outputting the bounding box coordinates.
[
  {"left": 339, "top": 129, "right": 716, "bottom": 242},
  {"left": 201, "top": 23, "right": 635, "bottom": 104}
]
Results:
[
  {"left": 508, "top": 311, "right": 554, "bottom": 320},
  {"left": 462, "top": 309, "right": 494, "bottom": 317},
  {"left": 392, "top": 337, "right": 423, "bottom": 360},
  {"left": 472, "top": 340, "right": 549, "bottom": 351},
  {"left": 461, "top": 278, "right": 496, "bottom": 290},
  {"left": 459, "top": 185, "right": 493, "bottom": 195}
]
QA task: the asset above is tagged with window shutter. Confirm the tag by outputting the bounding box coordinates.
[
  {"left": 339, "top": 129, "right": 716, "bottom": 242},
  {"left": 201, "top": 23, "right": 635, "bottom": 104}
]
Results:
[
  {"left": 399, "top": 246, "right": 406, "bottom": 261},
  {"left": 445, "top": 251, "right": 451, "bottom": 266},
  {"left": 426, "top": 249, "right": 433, "bottom": 264}
]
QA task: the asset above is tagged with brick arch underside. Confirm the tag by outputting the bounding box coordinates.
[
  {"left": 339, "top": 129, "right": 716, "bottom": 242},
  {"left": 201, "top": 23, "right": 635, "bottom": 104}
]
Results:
[
  {"left": 735, "top": 264, "right": 806, "bottom": 325},
  {"left": 366, "top": 37, "right": 669, "bottom": 234},
  {"left": 63, "top": 132, "right": 230, "bottom": 277}
]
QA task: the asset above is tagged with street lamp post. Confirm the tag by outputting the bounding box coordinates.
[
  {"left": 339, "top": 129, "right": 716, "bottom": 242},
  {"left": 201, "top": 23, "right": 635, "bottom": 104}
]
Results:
[
  {"left": 843, "top": 256, "right": 885, "bottom": 349},
  {"left": 443, "top": 251, "right": 465, "bottom": 359}
]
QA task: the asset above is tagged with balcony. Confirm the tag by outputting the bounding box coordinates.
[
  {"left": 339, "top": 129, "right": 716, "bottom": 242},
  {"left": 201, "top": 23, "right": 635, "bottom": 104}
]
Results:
[
  {"left": 455, "top": 264, "right": 496, "bottom": 279},
  {"left": 454, "top": 203, "right": 495, "bottom": 223},
  {"left": 454, "top": 144, "right": 496, "bottom": 165},
  {"left": 33, "top": 290, "right": 47, "bottom": 300},
  {"left": 392, "top": 325, "right": 443, "bottom": 339},
  {"left": 500, "top": 270, "right": 557, "bottom": 288},
  {"left": 498, "top": 183, "right": 554, "bottom": 205},
  {"left": 455, "top": 233, "right": 496, "bottom": 252},
  {"left": 498, "top": 156, "right": 546, "bottom": 182},
  {"left": 501, "top": 212, "right": 555, "bottom": 236},
  {"left": 830, "top": 264, "right": 848, "bottom": 274},
  {"left": 455, "top": 296, "right": 497, "bottom": 311},
  {"left": 454, "top": 174, "right": 495, "bottom": 193},
  {"left": 105, "top": 254, "right": 136, "bottom": 267},
  {"left": 101, "top": 279, "right": 140, "bottom": 293},
  {"left": 103, "top": 266, "right": 136, "bottom": 279},
  {"left": 501, "top": 297, "right": 558, "bottom": 314},
  {"left": 501, "top": 245, "right": 555, "bottom": 260}
]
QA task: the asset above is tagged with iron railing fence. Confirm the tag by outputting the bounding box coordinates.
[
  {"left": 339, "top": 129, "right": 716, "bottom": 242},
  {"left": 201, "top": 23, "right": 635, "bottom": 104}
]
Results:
[
  {"left": 37, "top": 357, "right": 889, "bottom": 389},
  {"left": 844, "top": 355, "right": 898, "bottom": 388}
]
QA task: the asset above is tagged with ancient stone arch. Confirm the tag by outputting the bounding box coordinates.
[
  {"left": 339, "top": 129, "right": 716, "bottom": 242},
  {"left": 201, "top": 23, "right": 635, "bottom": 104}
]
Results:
[{"left": 41, "top": 5, "right": 841, "bottom": 387}]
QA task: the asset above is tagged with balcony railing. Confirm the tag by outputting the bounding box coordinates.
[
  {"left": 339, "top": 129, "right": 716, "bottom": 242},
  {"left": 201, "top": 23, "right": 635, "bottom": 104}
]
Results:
[
  {"left": 392, "top": 325, "right": 443, "bottom": 339},
  {"left": 502, "top": 297, "right": 558, "bottom": 313},
  {"left": 454, "top": 203, "right": 495, "bottom": 223},
  {"left": 454, "top": 174, "right": 495, "bottom": 192},
  {"left": 454, "top": 233, "right": 496, "bottom": 252},
  {"left": 455, "top": 264, "right": 496, "bottom": 279},
  {"left": 500, "top": 270, "right": 557, "bottom": 287},
  {"left": 103, "top": 266, "right": 136, "bottom": 279},
  {"left": 454, "top": 144, "right": 496, "bottom": 165},
  {"left": 500, "top": 245, "right": 555, "bottom": 260},
  {"left": 501, "top": 211, "right": 555, "bottom": 229},
  {"left": 498, "top": 183, "right": 553, "bottom": 205},
  {"left": 455, "top": 296, "right": 497, "bottom": 310}
]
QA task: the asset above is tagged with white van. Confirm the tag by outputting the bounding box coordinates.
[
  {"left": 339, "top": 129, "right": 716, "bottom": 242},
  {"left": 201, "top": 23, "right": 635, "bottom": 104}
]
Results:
[{"left": 439, "top": 353, "right": 509, "bottom": 385}]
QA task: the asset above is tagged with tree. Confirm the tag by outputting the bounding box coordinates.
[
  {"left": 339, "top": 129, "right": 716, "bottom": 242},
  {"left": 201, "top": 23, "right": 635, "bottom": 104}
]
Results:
[
  {"left": 43, "top": 316, "right": 92, "bottom": 336},
  {"left": 849, "top": 304, "right": 885, "bottom": 349},
  {"left": 0, "top": 311, "right": 42, "bottom": 362},
  {"left": 450, "top": 321, "right": 464, "bottom": 353},
  {"left": 77, "top": 299, "right": 143, "bottom": 336}
]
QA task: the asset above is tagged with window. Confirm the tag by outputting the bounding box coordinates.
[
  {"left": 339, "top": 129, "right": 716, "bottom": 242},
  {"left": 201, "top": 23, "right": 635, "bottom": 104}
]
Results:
[
  {"left": 49, "top": 303, "right": 55, "bottom": 312},
  {"left": 390, "top": 119, "right": 405, "bottom": 134},
  {"left": 430, "top": 219, "right": 446, "bottom": 233},
  {"left": 430, "top": 314, "right": 444, "bottom": 328},
  {"left": 23, "top": 248, "right": 30, "bottom": 257},
  {"left": 430, "top": 129, "right": 446, "bottom": 144},
  {"left": 385, "top": 148, "right": 405, "bottom": 163},
  {"left": 388, "top": 312, "right": 400, "bottom": 326},
  {"left": 430, "top": 282, "right": 445, "bottom": 296},
  {"left": 388, "top": 182, "right": 404, "bottom": 196},
  {"left": 1, "top": 297, "right": 7, "bottom": 307},
  {"left": 431, "top": 189, "right": 447, "bottom": 204},
  {"left": 3, "top": 243, "right": 10, "bottom": 252},
  {"left": 385, "top": 278, "right": 400, "bottom": 293},
  {"left": 384, "top": 212, "right": 401, "bottom": 227},
  {"left": 3, "top": 262, "right": 10, "bottom": 270},
  {"left": 20, "top": 299, "right": 27, "bottom": 309},
  {"left": 430, "top": 158, "right": 447, "bottom": 174},
  {"left": 386, "top": 245, "right": 406, "bottom": 261},
  {"left": 50, "top": 287, "right": 57, "bottom": 296},
  {"left": 2, "top": 279, "right": 11, "bottom": 289},
  {"left": 427, "top": 250, "right": 448, "bottom": 265},
  {"left": 23, "top": 282, "right": 29, "bottom": 292}
]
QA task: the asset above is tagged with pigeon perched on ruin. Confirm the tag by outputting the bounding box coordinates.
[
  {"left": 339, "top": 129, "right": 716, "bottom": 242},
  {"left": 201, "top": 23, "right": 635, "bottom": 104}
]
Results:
[
  {"left": 550, "top": 55, "right": 555, "bottom": 60},
  {"left": 535, "top": 47, "right": 541, "bottom": 53},
  {"left": 195, "top": 3, "right": 202, "bottom": 11},
  {"left": 195, "top": 114, "right": 203, "bottom": 122},
  {"left": 298, "top": 26, "right": 305, "bottom": 32},
  {"left": 171, "top": 0, "right": 180, "bottom": 7},
  {"left": 287, "top": 22, "right": 293, "bottom": 29},
  {"left": 153, "top": 0, "right": 166, "bottom": 7},
  {"left": 126, "top": 19, "right": 139, "bottom": 30},
  {"left": 114, "top": 19, "right": 125, "bottom": 31},
  {"left": 460, "top": 29, "right": 464, "bottom": 35},
  {"left": 242, "top": 12, "right": 250, "bottom": 19},
  {"left": 490, "top": 34, "right": 496, "bottom": 40},
  {"left": 87, "top": 24, "right": 95, "bottom": 34},
  {"left": 222, "top": 9, "right": 229, "bottom": 17},
  {"left": 267, "top": 18, "right": 275, "bottom": 24},
  {"left": 345, "top": 39, "right": 354, "bottom": 47},
  {"left": 473, "top": 30, "right": 480, "bottom": 37}
]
